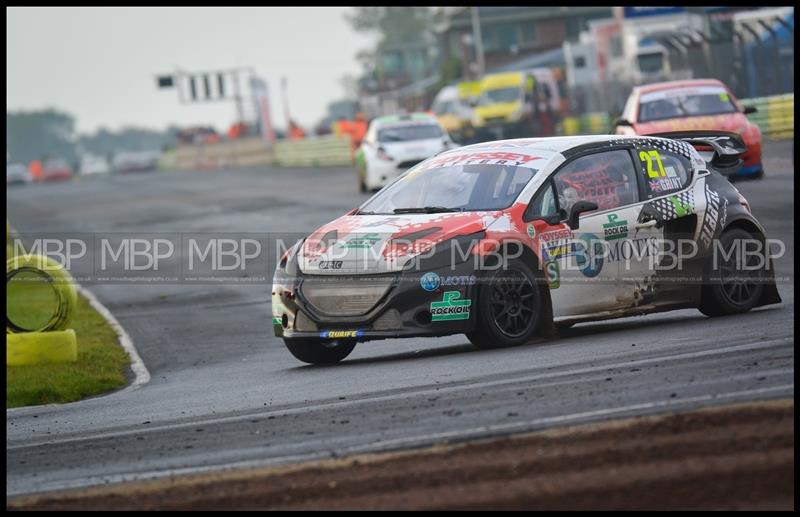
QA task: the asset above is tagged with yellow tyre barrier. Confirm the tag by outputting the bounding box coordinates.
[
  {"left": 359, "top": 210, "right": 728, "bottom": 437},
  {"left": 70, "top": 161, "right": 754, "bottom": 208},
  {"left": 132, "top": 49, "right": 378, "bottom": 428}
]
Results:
[
  {"left": 7, "top": 329, "right": 78, "bottom": 366},
  {"left": 6, "top": 254, "right": 77, "bottom": 334}
]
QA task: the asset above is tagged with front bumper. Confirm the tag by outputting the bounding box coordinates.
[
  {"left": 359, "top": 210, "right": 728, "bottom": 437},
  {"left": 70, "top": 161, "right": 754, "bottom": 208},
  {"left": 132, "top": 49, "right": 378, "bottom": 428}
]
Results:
[{"left": 272, "top": 255, "right": 481, "bottom": 342}]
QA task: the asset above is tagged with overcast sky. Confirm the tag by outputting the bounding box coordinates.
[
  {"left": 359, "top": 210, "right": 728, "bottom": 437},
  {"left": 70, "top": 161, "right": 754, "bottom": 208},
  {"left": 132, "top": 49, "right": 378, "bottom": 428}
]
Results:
[{"left": 7, "top": 7, "right": 375, "bottom": 134}]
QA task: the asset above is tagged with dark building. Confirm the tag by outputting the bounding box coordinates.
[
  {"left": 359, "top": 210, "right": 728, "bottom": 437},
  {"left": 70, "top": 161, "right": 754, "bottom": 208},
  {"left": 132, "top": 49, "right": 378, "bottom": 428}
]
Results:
[{"left": 437, "top": 7, "right": 613, "bottom": 76}]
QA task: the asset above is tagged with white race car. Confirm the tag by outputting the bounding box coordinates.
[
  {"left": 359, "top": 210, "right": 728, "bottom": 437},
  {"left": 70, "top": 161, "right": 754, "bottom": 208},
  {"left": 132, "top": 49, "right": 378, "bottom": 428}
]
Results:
[{"left": 355, "top": 113, "right": 455, "bottom": 193}]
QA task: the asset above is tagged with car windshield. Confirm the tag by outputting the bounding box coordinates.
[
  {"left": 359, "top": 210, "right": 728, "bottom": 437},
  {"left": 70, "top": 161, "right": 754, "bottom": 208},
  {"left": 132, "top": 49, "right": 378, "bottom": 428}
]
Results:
[
  {"left": 479, "top": 87, "right": 520, "bottom": 105},
  {"left": 358, "top": 159, "right": 538, "bottom": 214},
  {"left": 377, "top": 124, "right": 443, "bottom": 142},
  {"left": 432, "top": 100, "right": 453, "bottom": 115},
  {"left": 638, "top": 86, "right": 738, "bottom": 122}
]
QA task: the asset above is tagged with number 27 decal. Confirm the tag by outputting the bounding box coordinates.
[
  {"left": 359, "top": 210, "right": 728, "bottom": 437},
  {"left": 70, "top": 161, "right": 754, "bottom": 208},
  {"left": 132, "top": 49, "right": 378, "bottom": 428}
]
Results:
[{"left": 639, "top": 150, "right": 666, "bottom": 178}]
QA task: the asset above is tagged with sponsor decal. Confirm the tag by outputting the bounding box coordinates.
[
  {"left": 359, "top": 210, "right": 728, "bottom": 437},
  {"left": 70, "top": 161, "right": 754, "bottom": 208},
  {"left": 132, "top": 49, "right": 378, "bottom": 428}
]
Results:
[
  {"left": 420, "top": 271, "right": 441, "bottom": 291},
  {"left": 539, "top": 228, "right": 573, "bottom": 242},
  {"left": 720, "top": 197, "right": 729, "bottom": 228},
  {"left": 606, "top": 236, "right": 660, "bottom": 262},
  {"left": 545, "top": 260, "right": 560, "bottom": 289},
  {"left": 543, "top": 240, "right": 577, "bottom": 261},
  {"left": 575, "top": 233, "right": 604, "bottom": 278},
  {"left": 419, "top": 151, "right": 542, "bottom": 171},
  {"left": 602, "top": 214, "right": 629, "bottom": 241},
  {"left": 441, "top": 275, "right": 477, "bottom": 287},
  {"left": 320, "top": 329, "right": 364, "bottom": 339},
  {"left": 648, "top": 177, "right": 683, "bottom": 192},
  {"left": 700, "top": 185, "right": 722, "bottom": 249},
  {"left": 641, "top": 190, "right": 695, "bottom": 223},
  {"left": 540, "top": 227, "right": 577, "bottom": 261},
  {"left": 318, "top": 260, "right": 343, "bottom": 270},
  {"left": 527, "top": 224, "right": 536, "bottom": 239},
  {"left": 430, "top": 291, "right": 472, "bottom": 321},
  {"left": 344, "top": 233, "right": 381, "bottom": 249},
  {"left": 670, "top": 195, "right": 693, "bottom": 218}
]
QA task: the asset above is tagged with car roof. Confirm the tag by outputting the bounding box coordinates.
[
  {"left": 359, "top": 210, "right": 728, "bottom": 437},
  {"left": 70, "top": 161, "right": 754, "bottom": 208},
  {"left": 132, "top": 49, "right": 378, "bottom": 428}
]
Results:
[
  {"left": 633, "top": 78, "right": 727, "bottom": 95},
  {"left": 454, "top": 135, "right": 643, "bottom": 155},
  {"left": 372, "top": 113, "right": 437, "bottom": 127}
]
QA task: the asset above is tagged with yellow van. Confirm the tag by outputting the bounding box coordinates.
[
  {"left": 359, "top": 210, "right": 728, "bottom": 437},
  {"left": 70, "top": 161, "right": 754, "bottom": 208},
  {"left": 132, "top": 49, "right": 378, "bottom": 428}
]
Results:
[{"left": 472, "top": 72, "right": 534, "bottom": 133}]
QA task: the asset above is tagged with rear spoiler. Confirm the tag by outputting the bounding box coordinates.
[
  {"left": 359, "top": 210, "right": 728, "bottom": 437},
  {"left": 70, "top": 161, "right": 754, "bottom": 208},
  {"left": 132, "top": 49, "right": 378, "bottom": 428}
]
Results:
[{"left": 649, "top": 130, "right": 746, "bottom": 176}]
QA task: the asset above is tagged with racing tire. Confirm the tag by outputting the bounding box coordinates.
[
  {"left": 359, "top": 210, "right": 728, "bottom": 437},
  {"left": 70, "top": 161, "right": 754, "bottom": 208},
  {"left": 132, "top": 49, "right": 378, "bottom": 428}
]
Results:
[
  {"left": 467, "top": 259, "right": 545, "bottom": 350},
  {"left": 284, "top": 338, "right": 356, "bottom": 365},
  {"left": 698, "top": 228, "right": 765, "bottom": 317}
]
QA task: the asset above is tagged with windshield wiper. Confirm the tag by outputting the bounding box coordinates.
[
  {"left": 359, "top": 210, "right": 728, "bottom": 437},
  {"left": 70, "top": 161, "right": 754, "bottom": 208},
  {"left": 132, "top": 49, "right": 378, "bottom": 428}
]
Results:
[{"left": 393, "top": 206, "right": 462, "bottom": 214}]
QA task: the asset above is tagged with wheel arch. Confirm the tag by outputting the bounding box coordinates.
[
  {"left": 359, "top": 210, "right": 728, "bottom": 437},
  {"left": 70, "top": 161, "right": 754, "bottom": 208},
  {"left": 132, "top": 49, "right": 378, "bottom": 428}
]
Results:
[
  {"left": 478, "top": 240, "right": 555, "bottom": 338},
  {"left": 718, "top": 216, "right": 782, "bottom": 308}
]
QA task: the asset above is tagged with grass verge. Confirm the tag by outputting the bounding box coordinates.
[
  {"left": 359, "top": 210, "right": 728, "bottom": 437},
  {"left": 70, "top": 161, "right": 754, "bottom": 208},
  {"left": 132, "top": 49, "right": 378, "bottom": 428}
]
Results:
[{"left": 6, "top": 224, "right": 131, "bottom": 408}]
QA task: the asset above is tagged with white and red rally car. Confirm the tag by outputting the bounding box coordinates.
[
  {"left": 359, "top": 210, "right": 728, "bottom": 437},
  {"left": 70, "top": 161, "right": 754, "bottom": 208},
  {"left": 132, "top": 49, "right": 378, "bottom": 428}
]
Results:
[{"left": 274, "top": 133, "right": 781, "bottom": 364}]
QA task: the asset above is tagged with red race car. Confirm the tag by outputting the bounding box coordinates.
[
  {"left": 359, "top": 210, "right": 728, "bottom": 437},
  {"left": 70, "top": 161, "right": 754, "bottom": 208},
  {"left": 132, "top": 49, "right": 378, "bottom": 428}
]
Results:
[
  {"left": 41, "top": 159, "right": 74, "bottom": 182},
  {"left": 614, "top": 79, "right": 763, "bottom": 179}
]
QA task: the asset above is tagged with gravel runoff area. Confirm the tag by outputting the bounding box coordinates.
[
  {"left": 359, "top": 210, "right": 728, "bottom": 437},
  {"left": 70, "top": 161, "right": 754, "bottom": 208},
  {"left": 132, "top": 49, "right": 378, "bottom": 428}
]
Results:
[{"left": 7, "top": 398, "right": 793, "bottom": 511}]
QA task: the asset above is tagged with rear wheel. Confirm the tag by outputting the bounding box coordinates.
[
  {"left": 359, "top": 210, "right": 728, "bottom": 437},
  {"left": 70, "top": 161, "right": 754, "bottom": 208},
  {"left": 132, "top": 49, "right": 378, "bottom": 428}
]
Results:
[
  {"left": 284, "top": 338, "right": 356, "bottom": 364},
  {"left": 467, "top": 259, "right": 544, "bottom": 349},
  {"left": 699, "top": 228, "right": 765, "bottom": 317}
]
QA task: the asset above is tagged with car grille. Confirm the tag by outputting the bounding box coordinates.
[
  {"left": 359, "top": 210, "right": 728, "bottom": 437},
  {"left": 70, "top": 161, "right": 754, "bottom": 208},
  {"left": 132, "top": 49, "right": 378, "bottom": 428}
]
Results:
[
  {"left": 397, "top": 159, "right": 423, "bottom": 170},
  {"left": 300, "top": 275, "right": 394, "bottom": 316},
  {"left": 485, "top": 116, "right": 506, "bottom": 126}
]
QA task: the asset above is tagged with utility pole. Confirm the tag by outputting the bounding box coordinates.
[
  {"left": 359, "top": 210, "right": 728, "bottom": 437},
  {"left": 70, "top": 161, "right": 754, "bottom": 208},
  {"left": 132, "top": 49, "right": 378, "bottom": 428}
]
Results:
[
  {"left": 281, "top": 76, "right": 290, "bottom": 128},
  {"left": 471, "top": 6, "right": 485, "bottom": 78}
]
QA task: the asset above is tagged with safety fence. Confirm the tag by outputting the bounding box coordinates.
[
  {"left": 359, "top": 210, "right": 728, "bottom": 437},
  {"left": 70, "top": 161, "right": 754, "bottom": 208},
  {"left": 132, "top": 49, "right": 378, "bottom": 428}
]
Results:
[
  {"left": 273, "top": 135, "right": 352, "bottom": 167},
  {"left": 557, "top": 112, "right": 613, "bottom": 136},
  {"left": 163, "top": 135, "right": 354, "bottom": 170},
  {"left": 742, "top": 94, "right": 794, "bottom": 139},
  {"left": 172, "top": 137, "right": 274, "bottom": 170}
]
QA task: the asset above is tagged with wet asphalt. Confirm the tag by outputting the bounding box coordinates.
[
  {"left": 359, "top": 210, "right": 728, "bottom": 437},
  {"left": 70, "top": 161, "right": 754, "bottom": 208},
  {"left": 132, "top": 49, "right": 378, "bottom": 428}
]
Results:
[{"left": 6, "top": 140, "right": 794, "bottom": 496}]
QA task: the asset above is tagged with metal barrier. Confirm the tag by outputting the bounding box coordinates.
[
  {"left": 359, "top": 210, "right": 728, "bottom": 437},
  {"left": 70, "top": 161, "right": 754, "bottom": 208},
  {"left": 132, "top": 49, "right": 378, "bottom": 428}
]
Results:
[
  {"left": 169, "top": 135, "right": 352, "bottom": 170},
  {"left": 174, "top": 137, "right": 274, "bottom": 170},
  {"left": 273, "top": 135, "right": 353, "bottom": 167},
  {"left": 742, "top": 94, "right": 794, "bottom": 139}
]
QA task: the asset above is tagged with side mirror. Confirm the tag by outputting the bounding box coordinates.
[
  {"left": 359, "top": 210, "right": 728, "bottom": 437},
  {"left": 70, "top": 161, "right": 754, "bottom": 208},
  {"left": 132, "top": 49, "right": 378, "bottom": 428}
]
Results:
[
  {"left": 614, "top": 118, "right": 633, "bottom": 127},
  {"left": 742, "top": 105, "right": 757, "bottom": 115},
  {"left": 567, "top": 201, "right": 598, "bottom": 230}
]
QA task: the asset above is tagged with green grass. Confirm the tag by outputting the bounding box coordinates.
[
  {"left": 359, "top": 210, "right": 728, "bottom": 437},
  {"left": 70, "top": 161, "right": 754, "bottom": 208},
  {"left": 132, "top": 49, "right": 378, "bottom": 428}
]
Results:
[{"left": 6, "top": 224, "right": 131, "bottom": 408}]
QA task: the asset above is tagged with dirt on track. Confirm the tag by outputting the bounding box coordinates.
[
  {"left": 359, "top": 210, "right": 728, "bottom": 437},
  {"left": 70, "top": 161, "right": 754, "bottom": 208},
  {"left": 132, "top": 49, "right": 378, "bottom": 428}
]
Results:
[{"left": 8, "top": 399, "right": 794, "bottom": 511}]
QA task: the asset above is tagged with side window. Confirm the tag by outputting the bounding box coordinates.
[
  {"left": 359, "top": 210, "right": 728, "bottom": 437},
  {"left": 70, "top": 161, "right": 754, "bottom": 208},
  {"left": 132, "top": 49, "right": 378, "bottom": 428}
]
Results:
[
  {"left": 552, "top": 149, "right": 640, "bottom": 214},
  {"left": 635, "top": 147, "right": 692, "bottom": 198},
  {"left": 527, "top": 180, "right": 558, "bottom": 219}
]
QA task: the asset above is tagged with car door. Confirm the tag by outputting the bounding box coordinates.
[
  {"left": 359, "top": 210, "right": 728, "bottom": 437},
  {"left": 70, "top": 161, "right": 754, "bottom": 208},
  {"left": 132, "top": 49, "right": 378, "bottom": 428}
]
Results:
[
  {"left": 621, "top": 140, "right": 699, "bottom": 307},
  {"left": 530, "top": 147, "right": 650, "bottom": 317}
]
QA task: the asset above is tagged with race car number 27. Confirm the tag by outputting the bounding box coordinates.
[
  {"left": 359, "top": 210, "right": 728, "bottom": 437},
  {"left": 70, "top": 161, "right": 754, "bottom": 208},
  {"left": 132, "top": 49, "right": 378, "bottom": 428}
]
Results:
[{"left": 639, "top": 150, "right": 667, "bottom": 179}]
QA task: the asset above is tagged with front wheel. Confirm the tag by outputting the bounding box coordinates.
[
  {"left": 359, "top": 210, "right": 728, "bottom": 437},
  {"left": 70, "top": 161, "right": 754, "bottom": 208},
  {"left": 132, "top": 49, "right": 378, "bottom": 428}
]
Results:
[
  {"left": 699, "top": 228, "right": 765, "bottom": 317},
  {"left": 467, "top": 259, "right": 545, "bottom": 350},
  {"left": 284, "top": 338, "right": 356, "bottom": 364}
]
